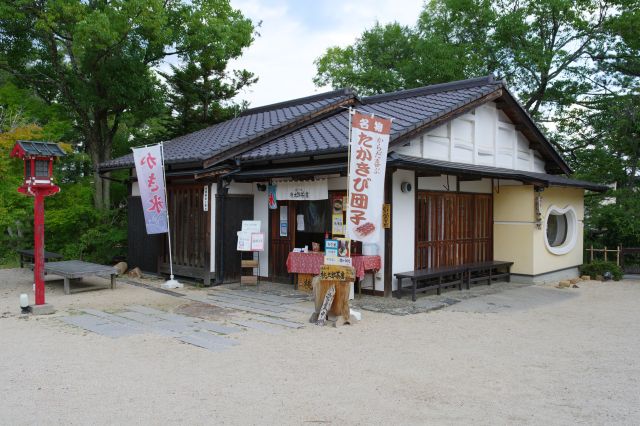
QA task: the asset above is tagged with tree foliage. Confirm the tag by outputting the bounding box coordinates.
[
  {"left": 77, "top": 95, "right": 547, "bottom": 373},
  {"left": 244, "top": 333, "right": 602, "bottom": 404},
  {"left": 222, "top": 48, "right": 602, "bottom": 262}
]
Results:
[
  {"left": 315, "top": 0, "right": 640, "bottom": 248},
  {"left": 0, "top": 0, "right": 256, "bottom": 209}
]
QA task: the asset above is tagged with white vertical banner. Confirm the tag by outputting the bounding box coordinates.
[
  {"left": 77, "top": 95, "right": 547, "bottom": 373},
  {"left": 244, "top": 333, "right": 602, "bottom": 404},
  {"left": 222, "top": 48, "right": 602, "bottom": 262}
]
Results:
[
  {"left": 132, "top": 144, "right": 168, "bottom": 234},
  {"left": 346, "top": 111, "right": 392, "bottom": 243}
]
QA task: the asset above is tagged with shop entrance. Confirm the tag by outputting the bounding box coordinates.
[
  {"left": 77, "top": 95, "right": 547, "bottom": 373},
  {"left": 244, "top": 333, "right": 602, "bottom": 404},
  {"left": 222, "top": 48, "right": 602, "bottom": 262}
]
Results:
[{"left": 269, "top": 191, "right": 347, "bottom": 283}]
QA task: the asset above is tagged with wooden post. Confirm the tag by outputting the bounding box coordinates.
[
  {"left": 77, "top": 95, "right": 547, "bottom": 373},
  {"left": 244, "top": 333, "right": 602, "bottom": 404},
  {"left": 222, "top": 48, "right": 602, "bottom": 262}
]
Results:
[
  {"left": 616, "top": 245, "right": 620, "bottom": 266},
  {"left": 604, "top": 246, "right": 607, "bottom": 262},
  {"left": 590, "top": 244, "right": 594, "bottom": 262}
]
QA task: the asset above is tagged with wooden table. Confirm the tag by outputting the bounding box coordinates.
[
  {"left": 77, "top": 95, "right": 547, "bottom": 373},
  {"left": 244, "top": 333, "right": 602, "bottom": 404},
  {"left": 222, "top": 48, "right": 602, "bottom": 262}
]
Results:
[
  {"left": 17, "top": 248, "right": 62, "bottom": 268},
  {"left": 44, "top": 260, "right": 118, "bottom": 295}
]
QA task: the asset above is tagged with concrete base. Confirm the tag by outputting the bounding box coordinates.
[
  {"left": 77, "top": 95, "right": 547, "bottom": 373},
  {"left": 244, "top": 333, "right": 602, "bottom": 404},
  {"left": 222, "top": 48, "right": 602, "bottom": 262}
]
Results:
[
  {"left": 511, "top": 267, "right": 580, "bottom": 285},
  {"left": 30, "top": 303, "right": 55, "bottom": 315}
]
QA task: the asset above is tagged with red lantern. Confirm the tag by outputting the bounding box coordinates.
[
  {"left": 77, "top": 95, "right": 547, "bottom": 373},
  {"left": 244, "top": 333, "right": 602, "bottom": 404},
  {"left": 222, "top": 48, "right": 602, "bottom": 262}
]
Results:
[{"left": 10, "top": 141, "right": 65, "bottom": 305}]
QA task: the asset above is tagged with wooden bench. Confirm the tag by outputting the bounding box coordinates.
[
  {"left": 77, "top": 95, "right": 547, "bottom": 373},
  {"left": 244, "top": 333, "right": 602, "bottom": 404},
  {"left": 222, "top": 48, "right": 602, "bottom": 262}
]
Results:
[
  {"left": 395, "top": 260, "right": 514, "bottom": 301},
  {"left": 44, "top": 260, "right": 118, "bottom": 295},
  {"left": 465, "top": 261, "right": 513, "bottom": 289},
  {"left": 17, "top": 249, "right": 63, "bottom": 268},
  {"left": 395, "top": 265, "right": 466, "bottom": 302}
]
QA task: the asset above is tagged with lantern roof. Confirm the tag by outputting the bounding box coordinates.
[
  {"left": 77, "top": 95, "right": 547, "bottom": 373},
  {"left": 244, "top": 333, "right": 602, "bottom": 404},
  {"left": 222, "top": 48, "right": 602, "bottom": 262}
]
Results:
[{"left": 10, "top": 140, "right": 66, "bottom": 159}]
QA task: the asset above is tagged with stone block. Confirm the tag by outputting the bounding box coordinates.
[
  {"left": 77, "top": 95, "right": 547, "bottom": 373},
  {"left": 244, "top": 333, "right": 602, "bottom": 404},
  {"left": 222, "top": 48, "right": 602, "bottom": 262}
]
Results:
[
  {"left": 558, "top": 280, "right": 571, "bottom": 288},
  {"left": 30, "top": 303, "right": 55, "bottom": 315},
  {"left": 595, "top": 275, "right": 604, "bottom": 281},
  {"left": 128, "top": 267, "right": 142, "bottom": 278},
  {"left": 114, "top": 262, "right": 128, "bottom": 275},
  {"left": 570, "top": 278, "right": 581, "bottom": 284},
  {"left": 580, "top": 275, "right": 591, "bottom": 281}
]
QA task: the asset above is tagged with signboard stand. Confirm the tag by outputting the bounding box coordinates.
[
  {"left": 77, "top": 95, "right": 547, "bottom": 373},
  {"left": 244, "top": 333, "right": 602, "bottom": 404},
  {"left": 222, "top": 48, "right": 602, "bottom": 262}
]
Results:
[{"left": 238, "top": 221, "right": 264, "bottom": 286}]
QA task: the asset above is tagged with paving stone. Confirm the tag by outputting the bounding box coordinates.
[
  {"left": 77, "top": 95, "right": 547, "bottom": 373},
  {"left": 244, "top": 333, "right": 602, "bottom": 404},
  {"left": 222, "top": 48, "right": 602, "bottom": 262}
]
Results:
[
  {"left": 177, "top": 332, "right": 237, "bottom": 352},
  {"left": 227, "top": 290, "right": 304, "bottom": 305},
  {"left": 231, "top": 320, "right": 282, "bottom": 334},
  {"left": 62, "top": 315, "right": 141, "bottom": 338},
  {"left": 196, "top": 321, "right": 241, "bottom": 335},
  {"left": 207, "top": 295, "right": 288, "bottom": 313},
  {"left": 205, "top": 299, "right": 286, "bottom": 317},
  {"left": 251, "top": 315, "right": 305, "bottom": 329}
]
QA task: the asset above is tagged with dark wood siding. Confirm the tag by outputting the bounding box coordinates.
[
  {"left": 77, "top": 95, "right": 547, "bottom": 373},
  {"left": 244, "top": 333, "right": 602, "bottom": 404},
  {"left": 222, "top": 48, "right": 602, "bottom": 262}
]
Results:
[
  {"left": 159, "top": 184, "right": 212, "bottom": 284},
  {"left": 127, "top": 196, "right": 162, "bottom": 273},
  {"left": 415, "top": 191, "right": 492, "bottom": 269}
]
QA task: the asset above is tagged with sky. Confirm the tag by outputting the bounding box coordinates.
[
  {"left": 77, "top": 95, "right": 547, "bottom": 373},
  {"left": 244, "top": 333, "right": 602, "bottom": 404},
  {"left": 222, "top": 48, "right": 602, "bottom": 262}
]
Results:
[{"left": 228, "top": 0, "right": 425, "bottom": 108}]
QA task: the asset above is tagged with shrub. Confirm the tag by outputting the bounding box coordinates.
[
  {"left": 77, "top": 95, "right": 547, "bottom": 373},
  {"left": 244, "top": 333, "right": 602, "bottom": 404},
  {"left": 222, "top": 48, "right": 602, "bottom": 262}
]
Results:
[{"left": 580, "top": 261, "right": 624, "bottom": 281}]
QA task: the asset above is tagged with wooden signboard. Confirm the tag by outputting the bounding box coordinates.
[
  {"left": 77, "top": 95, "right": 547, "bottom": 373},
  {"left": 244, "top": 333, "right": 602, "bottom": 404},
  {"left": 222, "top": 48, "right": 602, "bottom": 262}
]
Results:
[{"left": 382, "top": 203, "right": 391, "bottom": 229}]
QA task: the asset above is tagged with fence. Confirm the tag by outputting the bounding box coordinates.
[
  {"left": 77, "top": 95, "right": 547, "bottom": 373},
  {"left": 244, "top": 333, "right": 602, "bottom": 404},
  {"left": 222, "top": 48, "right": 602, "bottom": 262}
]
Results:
[
  {"left": 585, "top": 245, "right": 621, "bottom": 265},
  {"left": 585, "top": 245, "right": 640, "bottom": 273}
]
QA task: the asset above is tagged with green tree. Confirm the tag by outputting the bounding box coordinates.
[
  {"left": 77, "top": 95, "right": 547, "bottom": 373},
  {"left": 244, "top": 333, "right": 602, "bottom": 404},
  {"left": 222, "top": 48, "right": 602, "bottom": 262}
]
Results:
[
  {"left": 314, "top": 0, "right": 608, "bottom": 120},
  {"left": 0, "top": 0, "right": 256, "bottom": 209},
  {"left": 162, "top": 61, "right": 256, "bottom": 138}
]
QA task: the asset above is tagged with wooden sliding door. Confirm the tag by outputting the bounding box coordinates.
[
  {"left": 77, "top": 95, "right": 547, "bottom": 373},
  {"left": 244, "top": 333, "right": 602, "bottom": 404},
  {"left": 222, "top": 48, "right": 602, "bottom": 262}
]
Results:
[{"left": 415, "top": 191, "right": 492, "bottom": 269}]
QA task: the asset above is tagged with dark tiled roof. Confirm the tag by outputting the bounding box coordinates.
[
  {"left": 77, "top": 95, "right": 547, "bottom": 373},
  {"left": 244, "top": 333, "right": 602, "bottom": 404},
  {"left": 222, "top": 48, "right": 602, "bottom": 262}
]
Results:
[
  {"left": 13, "top": 140, "right": 66, "bottom": 157},
  {"left": 239, "top": 77, "right": 503, "bottom": 161},
  {"left": 388, "top": 153, "right": 608, "bottom": 192},
  {"left": 98, "top": 89, "right": 354, "bottom": 171}
]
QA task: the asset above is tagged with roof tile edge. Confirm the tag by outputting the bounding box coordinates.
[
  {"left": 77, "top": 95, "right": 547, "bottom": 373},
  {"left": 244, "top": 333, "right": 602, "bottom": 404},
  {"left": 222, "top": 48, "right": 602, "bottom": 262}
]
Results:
[
  {"left": 239, "top": 87, "right": 356, "bottom": 117},
  {"left": 362, "top": 75, "right": 501, "bottom": 104}
]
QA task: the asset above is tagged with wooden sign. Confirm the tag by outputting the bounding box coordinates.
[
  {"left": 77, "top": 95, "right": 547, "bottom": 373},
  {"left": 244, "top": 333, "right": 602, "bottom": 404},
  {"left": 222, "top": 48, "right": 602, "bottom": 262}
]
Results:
[
  {"left": 319, "top": 264, "right": 355, "bottom": 281},
  {"left": 382, "top": 203, "right": 391, "bottom": 229}
]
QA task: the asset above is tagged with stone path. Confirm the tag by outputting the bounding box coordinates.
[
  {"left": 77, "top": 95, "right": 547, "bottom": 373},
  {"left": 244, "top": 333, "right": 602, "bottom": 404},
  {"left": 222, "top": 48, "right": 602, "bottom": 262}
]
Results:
[{"left": 60, "top": 288, "right": 311, "bottom": 352}]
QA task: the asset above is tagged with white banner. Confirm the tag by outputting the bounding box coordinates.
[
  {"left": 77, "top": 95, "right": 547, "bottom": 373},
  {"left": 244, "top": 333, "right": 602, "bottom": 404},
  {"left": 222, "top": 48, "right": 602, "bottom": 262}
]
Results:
[
  {"left": 275, "top": 179, "right": 328, "bottom": 200},
  {"left": 132, "top": 144, "right": 168, "bottom": 234},
  {"left": 346, "top": 111, "right": 392, "bottom": 243}
]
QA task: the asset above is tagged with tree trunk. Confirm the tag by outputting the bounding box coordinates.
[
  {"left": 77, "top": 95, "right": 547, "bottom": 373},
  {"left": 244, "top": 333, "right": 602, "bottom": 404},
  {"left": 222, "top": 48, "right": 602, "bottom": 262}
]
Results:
[{"left": 86, "top": 118, "right": 113, "bottom": 210}]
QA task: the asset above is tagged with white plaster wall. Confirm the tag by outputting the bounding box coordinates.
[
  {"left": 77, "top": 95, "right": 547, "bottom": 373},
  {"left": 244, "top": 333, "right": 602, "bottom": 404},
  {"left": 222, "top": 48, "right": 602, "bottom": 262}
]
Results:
[
  {"left": 253, "top": 183, "right": 270, "bottom": 277},
  {"left": 459, "top": 178, "right": 492, "bottom": 193},
  {"left": 395, "top": 102, "right": 547, "bottom": 173},
  {"left": 131, "top": 181, "right": 140, "bottom": 196},
  {"left": 392, "top": 169, "right": 415, "bottom": 291},
  {"left": 418, "top": 175, "right": 458, "bottom": 191}
]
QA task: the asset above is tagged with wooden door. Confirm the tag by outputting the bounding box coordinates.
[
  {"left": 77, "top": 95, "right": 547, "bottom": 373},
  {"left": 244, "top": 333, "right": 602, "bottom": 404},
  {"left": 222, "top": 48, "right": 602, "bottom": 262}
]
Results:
[
  {"left": 269, "top": 201, "right": 295, "bottom": 282},
  {"left": 415, "top": 191, "right": 492, "bottom": 269},
  {"left": 215, "top": 194, "right": 254, "bottom": 283}
]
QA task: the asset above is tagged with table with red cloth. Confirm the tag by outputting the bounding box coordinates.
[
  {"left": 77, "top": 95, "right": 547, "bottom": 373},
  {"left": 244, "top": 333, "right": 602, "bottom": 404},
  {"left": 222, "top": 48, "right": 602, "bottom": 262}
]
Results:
[{"left": 286, "top": 252, "right": 381, "bottom": 282}]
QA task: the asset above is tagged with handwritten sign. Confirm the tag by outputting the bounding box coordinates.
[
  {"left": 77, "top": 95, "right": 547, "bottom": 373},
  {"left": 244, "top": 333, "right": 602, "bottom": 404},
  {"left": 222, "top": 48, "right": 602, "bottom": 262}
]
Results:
[
  {"left": 251, "top": 232, "right": 264, "bottom": 251},
  {"left": 132, "top": 144, "right": 168, "bottom": 234},
  {"left": 319, "top": 264, "right": 355, "bottom": 281}
]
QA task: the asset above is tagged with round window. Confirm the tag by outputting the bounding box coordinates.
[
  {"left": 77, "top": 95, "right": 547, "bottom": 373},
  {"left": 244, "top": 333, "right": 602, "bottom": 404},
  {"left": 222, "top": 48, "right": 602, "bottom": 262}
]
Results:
[{"left": 544, "top": 206, "right": 578, "bottom": 255}]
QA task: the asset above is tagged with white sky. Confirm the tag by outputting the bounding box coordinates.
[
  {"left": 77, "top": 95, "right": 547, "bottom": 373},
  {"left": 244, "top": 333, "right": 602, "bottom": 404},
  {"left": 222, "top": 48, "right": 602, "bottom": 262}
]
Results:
[{"left": 228, "top": 0, "right": 425, "bottom": 108}]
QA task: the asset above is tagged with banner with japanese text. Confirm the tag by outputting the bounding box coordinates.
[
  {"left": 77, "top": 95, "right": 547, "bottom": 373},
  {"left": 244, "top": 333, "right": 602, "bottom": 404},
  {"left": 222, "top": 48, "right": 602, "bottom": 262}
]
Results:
[
  {"left": 132, "top": 144, "right": 168, "bottom": 234},
  {"left": 346, "top": 111, "right": 392, "bottom": 243}
]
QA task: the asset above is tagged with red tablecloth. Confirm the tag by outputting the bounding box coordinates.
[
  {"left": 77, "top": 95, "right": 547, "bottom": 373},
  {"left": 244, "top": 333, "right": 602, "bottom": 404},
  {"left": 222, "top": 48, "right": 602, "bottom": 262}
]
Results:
[{"left": 286, "top": 252, "right": 381, "bottom": 279}]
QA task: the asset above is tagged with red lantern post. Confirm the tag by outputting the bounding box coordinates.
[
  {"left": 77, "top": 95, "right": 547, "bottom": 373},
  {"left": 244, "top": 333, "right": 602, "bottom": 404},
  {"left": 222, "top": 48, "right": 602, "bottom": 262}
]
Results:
[{"left": 10, "top": 141, "right": 65, "bottom": 306}]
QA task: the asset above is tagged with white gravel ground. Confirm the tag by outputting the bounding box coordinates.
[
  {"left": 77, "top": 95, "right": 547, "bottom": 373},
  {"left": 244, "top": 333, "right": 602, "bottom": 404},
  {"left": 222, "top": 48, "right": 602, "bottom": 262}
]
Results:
[{"left": 1, "top": 268, "right": 639, "bottom": 425}]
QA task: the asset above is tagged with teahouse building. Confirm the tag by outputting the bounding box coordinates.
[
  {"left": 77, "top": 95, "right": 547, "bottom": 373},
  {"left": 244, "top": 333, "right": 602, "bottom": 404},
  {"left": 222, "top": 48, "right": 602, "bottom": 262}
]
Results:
[{"left": 99, "top": 76, "right": 607, "bottom": 294}]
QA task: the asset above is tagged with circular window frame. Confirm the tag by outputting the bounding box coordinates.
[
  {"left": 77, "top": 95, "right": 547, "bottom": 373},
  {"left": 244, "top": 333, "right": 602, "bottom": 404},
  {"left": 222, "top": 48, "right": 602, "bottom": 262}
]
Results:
[{"left": 543, "top": 205, "right": 578, "bottom": 255}]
